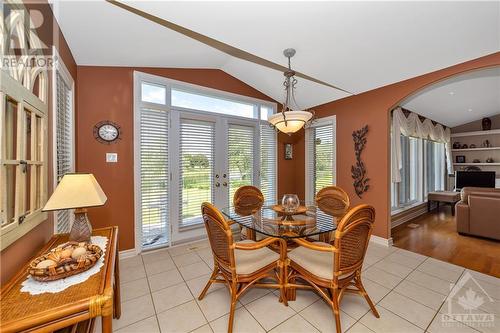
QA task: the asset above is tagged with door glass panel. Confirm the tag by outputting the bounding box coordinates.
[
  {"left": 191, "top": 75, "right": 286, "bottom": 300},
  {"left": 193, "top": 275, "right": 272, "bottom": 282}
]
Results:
[
  {"left": 179, "top": 119, "right": 215, "bottom": 228},
  {"left": 228, "top": 124, "right": 255, "bottom": 206},
  {"left": 140, "top": 108, "right": 169, "bottom": 248}
]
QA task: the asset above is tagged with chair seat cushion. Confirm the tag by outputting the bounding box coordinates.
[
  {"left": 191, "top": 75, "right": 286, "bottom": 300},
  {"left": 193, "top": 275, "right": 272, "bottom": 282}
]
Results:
[
  {"left": 289, "top": 242, "right": 336, "bottom": 280},
  {"left": 235, "top": 240, "right": 280, "bottom": 275}
]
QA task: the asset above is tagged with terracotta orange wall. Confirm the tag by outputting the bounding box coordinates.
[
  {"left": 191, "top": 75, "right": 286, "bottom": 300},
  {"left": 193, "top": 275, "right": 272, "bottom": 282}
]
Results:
[
  {"left": 302, "top": 52, "right": 500, "bottom": 239},
  {"left": 1, "top": 1, "right": 77, "bottom": 285},
  {"left": 76, "top": 67, "right": 301, "bottom": 250},
  {"left": 277, "top": 131, "right": 305, "bottom": 199}
]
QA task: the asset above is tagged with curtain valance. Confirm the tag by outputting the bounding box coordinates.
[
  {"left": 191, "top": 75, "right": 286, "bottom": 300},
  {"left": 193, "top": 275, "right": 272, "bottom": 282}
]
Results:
[{"left": 391, "top": 107, "right": 453, "bottom": 183}]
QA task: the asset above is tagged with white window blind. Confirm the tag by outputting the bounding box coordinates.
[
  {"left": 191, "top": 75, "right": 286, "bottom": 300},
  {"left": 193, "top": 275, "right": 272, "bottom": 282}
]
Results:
[
  {"left": 228, "top": 124, "right": 255, "bottom": 206},
  {"left": 260, "top": 124, "right": 277, "bottom": 202},
  {"left": 425, "top": 140, "right": 445, "bottom": 195},
  {"left": 179, "top": 119, "right": 215, "bottom": 228},
  {"left": 140, "top": 108, "right": 169, "bottom": 248},
  {"left": 306, "top": 121, "right": 336, "bottom": 201},
  {"left": 55, "top": 72, "right": 73, "bottom": 233}
]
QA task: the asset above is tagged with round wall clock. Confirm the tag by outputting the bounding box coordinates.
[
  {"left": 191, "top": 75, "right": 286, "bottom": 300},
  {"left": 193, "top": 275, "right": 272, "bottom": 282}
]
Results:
[{"left": 93, "top": 121, "right": 122, "bottom": 144}]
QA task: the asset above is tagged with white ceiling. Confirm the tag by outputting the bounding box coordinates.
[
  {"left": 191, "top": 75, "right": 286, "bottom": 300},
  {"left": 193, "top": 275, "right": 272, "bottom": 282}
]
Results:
[
  {"left": 402, "top": 67, "right": 500, "bottom": 127},
  {"left": 53, "top": 1, "right": 500, "bottom": 108}
]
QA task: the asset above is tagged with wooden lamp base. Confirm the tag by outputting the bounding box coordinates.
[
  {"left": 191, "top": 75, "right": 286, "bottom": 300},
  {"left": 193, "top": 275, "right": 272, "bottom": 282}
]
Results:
[{"left": 69, "top": 208, "right": 92, "bottom": 243}]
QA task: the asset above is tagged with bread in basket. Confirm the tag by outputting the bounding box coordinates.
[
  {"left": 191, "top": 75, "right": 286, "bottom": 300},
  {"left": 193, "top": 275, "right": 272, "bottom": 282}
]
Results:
[{"left": 28, "top": 241, "right": 103, "bottom": 282}]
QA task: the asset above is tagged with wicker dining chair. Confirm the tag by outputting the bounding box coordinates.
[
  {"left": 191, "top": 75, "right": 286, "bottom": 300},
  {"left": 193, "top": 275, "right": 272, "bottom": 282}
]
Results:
[
  {"left": 315, "top": 185, "right": 350, "bottom": 216},
  {"left": 233, "top": 185, "right": 264, "bottom": 211},
  {"left": 286, "top": 204, "right": 379, "bottom": 333},
  {"left": 233, "top": 186, "right": 265, "bottom": 240},
  {"left": 199, "top": 202, "right": 287, "bottom": 333}
]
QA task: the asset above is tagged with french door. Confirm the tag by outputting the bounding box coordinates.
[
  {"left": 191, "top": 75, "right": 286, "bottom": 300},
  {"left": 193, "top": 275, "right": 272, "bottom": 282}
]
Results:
[
  {"left": 135, "top": 71, "right": 277, "bottom": 251},
  {"left": 169, "top": 110, "right": 259, "bottom": 243}
]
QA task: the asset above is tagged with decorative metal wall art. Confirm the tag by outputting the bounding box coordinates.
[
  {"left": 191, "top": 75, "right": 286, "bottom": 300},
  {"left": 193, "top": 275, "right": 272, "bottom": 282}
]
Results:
[{"left": 351, "top": 125, "right": 370, "bottom": 198}]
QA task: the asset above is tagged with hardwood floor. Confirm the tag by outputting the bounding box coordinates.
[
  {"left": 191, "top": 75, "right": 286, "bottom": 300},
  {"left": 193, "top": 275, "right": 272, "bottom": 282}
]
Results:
[{"left": 392, "top": 207, "right": 500, "bottom": 277}]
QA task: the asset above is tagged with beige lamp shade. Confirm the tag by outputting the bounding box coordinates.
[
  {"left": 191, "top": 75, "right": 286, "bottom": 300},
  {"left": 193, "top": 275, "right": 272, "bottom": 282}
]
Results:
[{"left": 43, "top": 173, "right": 107, "bottom": 211}]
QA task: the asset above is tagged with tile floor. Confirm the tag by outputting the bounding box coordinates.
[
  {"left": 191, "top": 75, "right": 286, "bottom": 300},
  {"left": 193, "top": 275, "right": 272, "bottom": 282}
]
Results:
[{"left": 97, "top": 239, "right": 499, "bottom": 333}]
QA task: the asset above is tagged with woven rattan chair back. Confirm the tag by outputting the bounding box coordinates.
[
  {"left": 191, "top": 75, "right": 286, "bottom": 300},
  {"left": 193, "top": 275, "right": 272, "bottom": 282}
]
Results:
[
  {"left": 201, "top": 202, "right": 235, "bottom": 274},
  {"left": 315, "top": 186, "right": 350, "bottom": 216},
  {"left": 333, "top": 204, "right": 375, "bottom": 276},
  {"left": 233, "top": 186, "right": 264, "bottom": 213}
]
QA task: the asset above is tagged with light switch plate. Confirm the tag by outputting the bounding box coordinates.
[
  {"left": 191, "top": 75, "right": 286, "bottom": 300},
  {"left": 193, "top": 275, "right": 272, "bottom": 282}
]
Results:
[{"left": 106, "top": 153, "right": 118, "bottom": 163}]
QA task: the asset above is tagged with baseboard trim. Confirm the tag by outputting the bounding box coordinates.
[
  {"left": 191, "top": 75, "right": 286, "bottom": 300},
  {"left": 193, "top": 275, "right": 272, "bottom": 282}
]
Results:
[
  {"left": 119, "top": 248, "right": 139, "bottom": 258},
  {"left": 122, "top": 231, "right": 393, "bottom": 255},
  {"left": 391, "top": 202, "right": 437, "bottom": 229},
  {"left": 370, "top": 235, "right": 393, "bottom": 247}
]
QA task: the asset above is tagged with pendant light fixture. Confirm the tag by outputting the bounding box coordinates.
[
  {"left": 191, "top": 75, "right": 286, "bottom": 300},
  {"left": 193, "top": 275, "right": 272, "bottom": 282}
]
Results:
[{"left": 268, "top": 48, "right": 314, "bottom": 134}]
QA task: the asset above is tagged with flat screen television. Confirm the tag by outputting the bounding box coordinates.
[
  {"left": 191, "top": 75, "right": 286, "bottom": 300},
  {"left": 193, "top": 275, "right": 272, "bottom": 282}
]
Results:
[{"left": 455, "top": 171, "right": 496, "bottom": 190}]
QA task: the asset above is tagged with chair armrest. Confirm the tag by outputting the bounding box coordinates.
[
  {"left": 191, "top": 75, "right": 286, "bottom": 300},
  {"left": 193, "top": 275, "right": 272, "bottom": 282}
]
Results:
[
  {"left": 455, "top": 202, "right": 469, "bottom": 233},
  {"left": 291, "top": 238, "right": 337, "bottom": 253},
  {"left": 234, "top": 238, "right": 287, "bottom": 260}
]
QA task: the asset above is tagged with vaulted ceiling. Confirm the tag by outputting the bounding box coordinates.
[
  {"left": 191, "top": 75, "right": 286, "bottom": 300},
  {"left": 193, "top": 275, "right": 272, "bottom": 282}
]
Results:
[
  {"left": 54, "top": 1, "right": 499, "bottom": 110},
  {"left": 402, "top": 67, "right": 500, "bottom": 127}
]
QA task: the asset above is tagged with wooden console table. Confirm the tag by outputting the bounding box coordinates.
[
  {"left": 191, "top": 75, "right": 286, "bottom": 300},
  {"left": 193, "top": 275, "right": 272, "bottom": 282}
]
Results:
[{"left": 0, "top": 227, "right": 120, "bottom": 333}]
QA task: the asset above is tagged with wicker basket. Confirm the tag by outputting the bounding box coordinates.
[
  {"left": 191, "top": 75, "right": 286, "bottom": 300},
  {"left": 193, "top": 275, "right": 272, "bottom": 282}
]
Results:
[{"left": 28, "top": 242, "right": 103, "bottom": 282}]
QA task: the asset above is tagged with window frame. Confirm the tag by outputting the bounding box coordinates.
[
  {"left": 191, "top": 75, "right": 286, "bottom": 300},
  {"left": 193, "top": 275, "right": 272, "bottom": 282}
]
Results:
[
  {"left": 52, "top": 48, "right": 75, "bottom": 233},
  {"left": 304, "top": 115, "right": 337, "bottom": 202}
]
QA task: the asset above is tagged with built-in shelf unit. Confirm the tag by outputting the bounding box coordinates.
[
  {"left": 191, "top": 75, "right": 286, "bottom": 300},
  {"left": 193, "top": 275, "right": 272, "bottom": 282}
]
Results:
[
  {"left": 449, "top": 128, "right": 500, "bottom": 190},
  {"left": 450, "top": 129, "right": 500, "bottom": 138},
  {"left": 453, "top": 163, "right": 500, "bottom": 166}
]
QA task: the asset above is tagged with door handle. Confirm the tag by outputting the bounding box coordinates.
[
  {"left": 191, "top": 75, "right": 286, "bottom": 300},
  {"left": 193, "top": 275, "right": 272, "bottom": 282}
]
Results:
[
  {"left": 223, "top": 182, "right": 227, "bottom": 187},
  {"left": 215, "top": 182, "right": 220, "bottom": 187}
]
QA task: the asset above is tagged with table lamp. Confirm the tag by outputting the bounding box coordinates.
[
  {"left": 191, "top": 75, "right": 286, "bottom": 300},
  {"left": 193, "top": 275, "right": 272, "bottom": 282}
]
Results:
[{"left": 43, "top": 173, "right": 107, "bottom": 242}]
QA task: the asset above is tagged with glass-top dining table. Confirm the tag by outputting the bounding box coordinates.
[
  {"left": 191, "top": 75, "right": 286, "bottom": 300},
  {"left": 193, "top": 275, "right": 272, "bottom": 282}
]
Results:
[{"left": 221, "top": 201, "right": 344, "bottom": 242}]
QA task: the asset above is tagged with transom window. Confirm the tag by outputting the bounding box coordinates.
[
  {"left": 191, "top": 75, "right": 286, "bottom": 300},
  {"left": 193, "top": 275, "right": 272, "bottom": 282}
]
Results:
[{"left": 171, "top": 89, "right": 256, "bottom": 119}]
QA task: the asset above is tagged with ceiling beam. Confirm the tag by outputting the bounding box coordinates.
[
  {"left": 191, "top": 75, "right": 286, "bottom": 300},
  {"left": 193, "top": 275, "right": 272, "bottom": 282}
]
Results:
[{"left": 106, "top": 0, "right": 354, "bottom": 95}]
